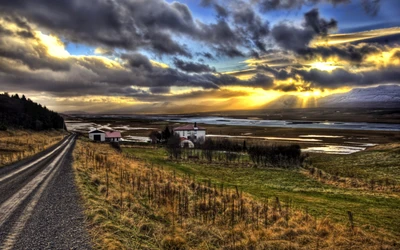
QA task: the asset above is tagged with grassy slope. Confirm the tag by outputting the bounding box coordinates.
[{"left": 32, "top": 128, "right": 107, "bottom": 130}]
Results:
[
  {"left": 0, "top": 129, "right": 66, "bottom": 167},
  {"left": 123, "top": 146, "right": 400, "bottom": 240},
  {"left": 74, "top": 140, "right": 398, "bottom": 249},
  {"left": 310, "top": 144, "right": 400, "bottom": 183}
]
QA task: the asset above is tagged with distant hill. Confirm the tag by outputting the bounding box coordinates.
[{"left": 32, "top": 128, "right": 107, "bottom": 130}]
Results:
[
  {"left": 0, "top": 93, "right": 65, "bottom": 131},
  {"left": 264, "top": 85, "right": 400, "bottom": 109}
]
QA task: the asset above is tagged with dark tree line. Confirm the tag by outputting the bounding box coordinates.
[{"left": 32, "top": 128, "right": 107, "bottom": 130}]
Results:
[
  {"left": 165, "top": 136, "right": 305, "bottom": 168},
  {"left": 0, "top": 93, "right": 65, "bottom": 131},
  {"left": 248, "top": 144, "right": 304, "bottom": 168}
]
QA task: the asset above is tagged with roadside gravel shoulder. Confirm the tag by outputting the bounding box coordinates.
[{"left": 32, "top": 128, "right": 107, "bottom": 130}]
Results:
[{"left": 12, "top": 140, "right": 92, "bottom": 250}]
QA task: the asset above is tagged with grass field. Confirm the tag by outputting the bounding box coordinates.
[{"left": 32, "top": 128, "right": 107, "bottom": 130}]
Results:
[
  {"left": 0, "top": 129, "right": 66, "bottom": 167},
  {"left": 309, "top": 143, "right": 400, "bottom": 185},
  {"left": 73, "top": 139, "right": 399, "bottom": 249},
  {"left": 122, "top": 145, "right": 400, "bottom": 241}
]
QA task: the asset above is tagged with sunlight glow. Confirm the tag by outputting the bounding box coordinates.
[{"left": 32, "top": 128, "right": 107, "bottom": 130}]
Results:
[
  {"left": 36, "top": 32, "right": 70, "bottom": 58},
  {"left": 309, "top": 61, "right": 338, "bottom": 71},
  {"left": 311, "top": 27, "right": 400, "bottom": 46},
  {"left": 150, "top": 60, "right": 169, "bottom": 68}
]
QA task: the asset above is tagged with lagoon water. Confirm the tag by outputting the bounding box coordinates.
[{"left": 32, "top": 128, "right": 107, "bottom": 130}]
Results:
[{"left": 168, "top": 117, "right": 400, "bottom": 131}]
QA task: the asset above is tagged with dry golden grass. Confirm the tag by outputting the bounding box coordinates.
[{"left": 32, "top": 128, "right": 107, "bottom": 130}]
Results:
[
  {"left": 73, "top": 140, "right": 399, "bottom": 250},
  {"left": 0, "top": 129, "right": 66, "bottom": 167}
]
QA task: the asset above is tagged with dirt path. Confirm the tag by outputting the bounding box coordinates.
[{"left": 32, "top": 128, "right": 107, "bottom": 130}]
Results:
[{"left": 0, "top": 134, "right": 91, "bottom": 249}]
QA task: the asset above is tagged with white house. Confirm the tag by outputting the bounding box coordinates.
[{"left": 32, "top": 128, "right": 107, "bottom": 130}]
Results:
[
  {"left": 173, "top": 123, "right": 206, "bottom": 143},
  {"left": 89, "top": 129, "right": 106, "bottom": 141},
  {"left": 105, "top": 131, "right": 122, "bottom": 142}
]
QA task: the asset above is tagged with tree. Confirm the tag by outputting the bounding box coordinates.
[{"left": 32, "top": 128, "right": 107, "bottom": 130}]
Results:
[
  {"left": 166, "top": 133, "right": 181, "bottom": 159},
  {"left": 0, "top": 93, "right": 65, "bottom": 131},
  {"left": 149, "top": 130, "right": 162, "bottom": 144},
  {"left": 162, "top": 125, "right": 172, "bottom": 143}
]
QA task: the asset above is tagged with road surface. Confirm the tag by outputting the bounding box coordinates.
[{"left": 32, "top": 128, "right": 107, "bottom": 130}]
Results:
[{"left": 0, "top": 134, "right": 91, "bottom": 249}]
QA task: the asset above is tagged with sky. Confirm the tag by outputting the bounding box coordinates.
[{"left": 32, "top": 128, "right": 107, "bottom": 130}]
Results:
[{"left": 0, "top": 0, "right": 399, "bottom": 113}]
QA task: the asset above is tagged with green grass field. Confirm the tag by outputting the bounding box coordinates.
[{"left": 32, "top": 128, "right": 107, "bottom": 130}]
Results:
[
  {"left": 123, "top": 146, "right": 400, "bottom": 240},
  {"left": 310, "top": 144, "right": 400, "bottom": 183}
]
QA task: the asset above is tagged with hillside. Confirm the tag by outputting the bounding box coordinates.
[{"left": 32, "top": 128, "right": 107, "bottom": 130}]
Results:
[{"left": 0, "top": 93, "right": 65, "bottom": 131}]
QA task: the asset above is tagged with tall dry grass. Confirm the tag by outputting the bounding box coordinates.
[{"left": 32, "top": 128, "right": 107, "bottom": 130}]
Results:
[
  {"left": 73, "top": 140, "right": 398, "bottom": 250},
  {"left": 0, "top": 130, "right": 66, "bottom": 167}
]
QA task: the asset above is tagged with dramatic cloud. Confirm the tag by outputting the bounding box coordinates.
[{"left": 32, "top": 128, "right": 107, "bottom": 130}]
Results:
[
  {"left": 293, "top": 66, "right": 400, "bottom": 88},
  {"left": 257, "top": 0, "right": 360, "bottom": 12},
  {"left": 173, "top": 58, "right": 216, "bottom": 73},
  {"left": 272, "top": 8, "right": 337, "bottom": 52},
  {"left": 0, "top": 0, "right": 398, "bottom": 113}
]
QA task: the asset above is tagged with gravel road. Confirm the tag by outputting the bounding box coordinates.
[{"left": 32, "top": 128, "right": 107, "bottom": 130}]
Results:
[{"left": 0, "top": 134, "right": 92, "bottom": 250}]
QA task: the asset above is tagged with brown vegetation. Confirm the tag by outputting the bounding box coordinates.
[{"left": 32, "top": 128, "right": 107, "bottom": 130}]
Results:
[
  {"left": 73, "top": 139, "right": 398, "bottom": 249},
  {"left": 0, "top": 130, "right": 66, "bottom": 167}
]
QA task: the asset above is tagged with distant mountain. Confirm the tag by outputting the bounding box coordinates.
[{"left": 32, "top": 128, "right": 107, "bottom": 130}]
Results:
[
  {"left": 0, "top": 93, "right": 65, "bottom": 130},
  {"left": 318, "top": 85, "right": 400, "bottom": 107},
  {"left": 63, "top": 110, "right": 91, "bottom": 115},
  {"left": 264, "top": 85, "right": 400, "bottom": 109}
]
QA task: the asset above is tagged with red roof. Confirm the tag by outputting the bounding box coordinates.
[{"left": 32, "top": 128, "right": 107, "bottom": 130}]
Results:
[
  {"left": 174, "top": 124, "right": 206, "bottom": 131},
  {"left": 105, "top": 131, "right": 121, "bottom": 138}
]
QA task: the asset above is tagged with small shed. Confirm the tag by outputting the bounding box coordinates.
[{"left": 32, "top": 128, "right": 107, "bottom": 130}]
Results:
[
  {"left": 105, "top": 131, "right": 122, "bottom": 142},
  {"left": 89, "top": 129, "right": 106, "bottom": 141}
]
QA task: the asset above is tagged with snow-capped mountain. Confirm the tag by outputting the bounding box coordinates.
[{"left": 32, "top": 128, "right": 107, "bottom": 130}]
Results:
[{"left": 318, "top": 85, "right": 400, "bottom": 107}]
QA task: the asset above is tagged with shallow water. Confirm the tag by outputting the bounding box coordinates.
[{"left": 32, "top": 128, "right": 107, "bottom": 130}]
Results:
[
  {"left": 301, "top": 145, "right": 367, "bottom": 154},
  {"left": 122, "top": 135, "right": 152, "bottom": 143},
  {"left": 206, "top": 134, "right": 322, "bottom": 142},
  {"left": 299, "top": 135, "right": 344, "bottom": 138},
  {"left": 168, "top": 117, "right": 400, "bottom": 131}
]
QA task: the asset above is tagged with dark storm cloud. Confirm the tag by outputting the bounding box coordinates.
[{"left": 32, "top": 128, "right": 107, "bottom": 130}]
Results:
[
  {"left": 214, "top": 4, "right": 230, "bottom": 18},
  {"left": 0, "top": 30, "right": 71, "bottom": 72},
  {"left": 232, "top": 5, "right": 270, "bottom": 52},
  {"left": 257, "top": 0, "right": 353, "bottom": 12},
  {"left": 293, "top": 66, "right": 400, "bottom": 88},
  {"left": 173, "top": 58, "right": 216, "bottom": 73},
  {"left": 305, "top": 9, "right": 337, "bottom": 36},
  {"left": 0, "top": 0, "right": 271, "bottom": 58},
  {"left": 272, "top": 8, "right": 337, "bottom": 52},
  {"left": 129, "top": 88, "right": 251, "bottom": 103},
  {"left": 0, "top": 20, "right": 276, "bottom": 97},
  {"left": 196, "top": 52, "right": 216, "bottom": 60},
  {"left": 257, "top": 65, "right": 293, "bottom": 80},
  {"left": 214, "top": 45, "right": 245, "bottom": 58},
  {"left": 269, "top": 8, "right": 384, "bottom": 65},
  {"left": 149, "top": 86, "right": 170, "bottom": 94},
  {"left": 121, "top": 53, "right": 153, "bottom": 72},
  {"left": 274, "top": 84, "right": 298, "bottom": 92},
  {"left": 298, "top": 43, "right": 383, "bottom": 63},
  {"left": 0, "top": 0, "right": 196, "bottom": 57}
]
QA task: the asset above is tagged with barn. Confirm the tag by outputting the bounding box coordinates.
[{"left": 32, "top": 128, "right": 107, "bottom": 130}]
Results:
[{"left": 89, "top": 129, "right": 106, "bottom": 141}]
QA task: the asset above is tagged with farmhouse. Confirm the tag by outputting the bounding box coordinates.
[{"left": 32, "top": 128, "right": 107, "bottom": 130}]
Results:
[
  {"left": 88, "top": 129, "right": 105, "bottom": 141},
  {"left": 105, "top": 131, "right": 121, "bottom": 142},
  {"left": 174, "top": 122, "right": 206, "bottom": 143}
]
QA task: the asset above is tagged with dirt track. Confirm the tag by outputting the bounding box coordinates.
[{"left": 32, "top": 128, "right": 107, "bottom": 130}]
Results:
[{"left": 0, "top": 134, "right": 91, "bottom": 250}]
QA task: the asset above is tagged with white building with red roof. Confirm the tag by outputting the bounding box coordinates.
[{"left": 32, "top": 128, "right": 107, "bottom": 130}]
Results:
[
  {"left": 105, "top": 131, "right": 122, "bottom": 142},
  {"left": 173, "top": 122, "right": 206, "bottom": 143},
  {"left": 89, "top": 129, "right": 121, "bottom": 142}
]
